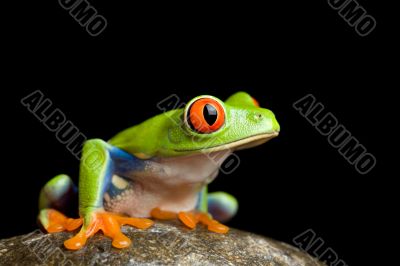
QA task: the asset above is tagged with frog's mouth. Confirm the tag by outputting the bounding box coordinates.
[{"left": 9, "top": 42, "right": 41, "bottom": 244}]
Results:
[{"left": 174, "top": 131, "right": 279, "bottom": 153}]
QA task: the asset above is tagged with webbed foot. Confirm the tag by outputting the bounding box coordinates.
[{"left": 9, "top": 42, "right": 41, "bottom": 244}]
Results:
[
  {"left": 39, "top": 208, "right": 154, "bottom": 250},
  {"left": 39, "top": 208, "right": 82, "bottom": 232},
  {"left": 151, "top": 207, "right": 229, "bottom": 234}
]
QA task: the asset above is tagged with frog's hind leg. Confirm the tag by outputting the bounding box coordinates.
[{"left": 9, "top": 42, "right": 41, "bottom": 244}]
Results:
[
  {"left": 38, "top": 174, "right": 81, "bottom": 232},
  {"left": 39, "top": 174, "right": 78, "bottom": 214},
  {"left": 208, "top": 191, "right": 238, "bottom": 223}
]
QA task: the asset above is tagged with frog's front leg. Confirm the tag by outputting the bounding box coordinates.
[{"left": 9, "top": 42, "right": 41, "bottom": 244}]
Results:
[
  {"left": 151, "top": 187, "right": 236, "bottom": 234},
  {"left": 42, "top": 139, "right": 153, "bottom": 250},
  {"left": 151, "top": 207, "right": 230, "bottom": 234},
  {"left": 177, "top": 188, "right": 236, "bottom": 233}
]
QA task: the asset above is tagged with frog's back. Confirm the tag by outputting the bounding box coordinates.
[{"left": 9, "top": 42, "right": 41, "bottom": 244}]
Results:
[{"left": 108, "top": 109, "right": 180, "bottom": 158}]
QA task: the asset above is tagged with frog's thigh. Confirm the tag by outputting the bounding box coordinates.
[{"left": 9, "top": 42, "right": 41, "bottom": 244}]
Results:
[
  {"left": 39, "top": 174, "right": 78, "bottom": 215},
  {"left": 208, "top": 192, "right": 238, "bottom": 222}
]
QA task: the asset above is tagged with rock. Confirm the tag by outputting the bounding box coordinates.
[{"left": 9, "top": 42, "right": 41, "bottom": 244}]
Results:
[{"left": 0, "top": 220, "right": 323, "bottom": 265}]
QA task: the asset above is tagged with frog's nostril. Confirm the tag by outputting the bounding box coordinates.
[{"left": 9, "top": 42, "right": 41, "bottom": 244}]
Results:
[{"left": 248, "top": 112, "right": 264, "bottom": 122}]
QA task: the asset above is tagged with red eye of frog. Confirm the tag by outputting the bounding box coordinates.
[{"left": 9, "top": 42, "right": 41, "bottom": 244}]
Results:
[{"left": 186, "top": 97, "right": 225, "bottom": 133}]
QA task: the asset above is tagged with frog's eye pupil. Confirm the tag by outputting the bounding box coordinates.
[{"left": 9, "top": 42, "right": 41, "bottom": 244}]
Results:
[{"left": 203, "top": 104, "right": 217, "bottom": 126}]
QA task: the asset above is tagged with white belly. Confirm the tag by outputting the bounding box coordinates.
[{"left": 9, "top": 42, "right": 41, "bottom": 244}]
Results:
[{"left": 104, "top": 151, "right": 231, "bottom": 217}]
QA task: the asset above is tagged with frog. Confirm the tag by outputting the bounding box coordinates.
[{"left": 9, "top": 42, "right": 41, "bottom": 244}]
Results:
[{"left": 38, "top": 91, "right": 280, "bottom": 250}]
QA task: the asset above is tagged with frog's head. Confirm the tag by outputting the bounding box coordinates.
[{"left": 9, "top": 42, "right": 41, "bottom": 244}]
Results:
[
  {"left": 160, "top": 92, "right": 280, "bottom": 156},
  {"left": 109, "top": 92, "right": 280, "bottom": 158}
]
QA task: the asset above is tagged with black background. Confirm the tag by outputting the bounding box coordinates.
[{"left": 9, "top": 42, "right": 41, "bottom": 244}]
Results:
[{"left": 4, "top": 1, "right": 394, "bottom": 265}]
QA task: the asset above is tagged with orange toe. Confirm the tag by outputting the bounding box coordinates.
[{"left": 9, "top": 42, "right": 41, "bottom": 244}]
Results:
[
  {"left": 150, "top": 208, "right": 177, "bottom": 220},
  {"left": 64, "top": 231, "right": 87, "bottom": 250},
  {"left": 112, "top": 233, "right": 132, "bottom": 248},
  {"left": 116, "top": 216, "right": 154, "bottom": 229},
  {"left": 47, "top": 223, "right": 65, "bottom": 233},
  {"left": 65, "top": 218, "right": 83, "bottom": 231},
  {"left": 207, "top": 221, "right": 229, "bottom": 234},
  {"left": 178, "top": 212, "right": 198, "bottom": 229},
  {"left": 198, "top": 213, "right": 229, "bottom": 234}
]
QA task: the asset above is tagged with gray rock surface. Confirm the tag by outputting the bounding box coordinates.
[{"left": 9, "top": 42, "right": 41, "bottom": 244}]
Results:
[{"left": 0, "top": 220, "right": 324, "bottom": 265}]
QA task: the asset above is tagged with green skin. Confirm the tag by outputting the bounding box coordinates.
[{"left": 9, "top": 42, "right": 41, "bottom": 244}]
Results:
[{"left": 40, "top": 92, "right": 280, "bottom": 233}]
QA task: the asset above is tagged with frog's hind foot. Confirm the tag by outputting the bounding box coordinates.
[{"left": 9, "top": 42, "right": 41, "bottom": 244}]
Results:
[
  {"left": 39, "top": 208, "right": 82, "bottom": 233},
  {"left": 64, "top": 212, "right": 154, "bottom": 250}
]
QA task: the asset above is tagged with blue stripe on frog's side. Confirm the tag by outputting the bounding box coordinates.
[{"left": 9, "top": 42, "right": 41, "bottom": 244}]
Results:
[
  {"left": 104, "top": 145, "right": 148, "bottom": 199},
  {"left": 110, "top": 145, "right": 147, "bottom": 176}
]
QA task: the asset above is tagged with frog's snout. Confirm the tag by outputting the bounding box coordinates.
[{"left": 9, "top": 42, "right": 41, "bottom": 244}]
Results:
[
  {"left": 271, "top": 115, "right": 280, "bottom": 133},
  {"left": 248, "top": 108, "right": 280, "bottom": 134}
]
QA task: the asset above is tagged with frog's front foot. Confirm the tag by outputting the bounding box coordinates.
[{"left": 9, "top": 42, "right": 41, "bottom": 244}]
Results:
[
  {"left": 39, "top": 208, "right": 154, "bottom": 250},
  {"left": 151, "top": 208, "right": 229, "bottom": 234},
  {"left": 64, "top": 211, "right": 153, "bottom": 250}
]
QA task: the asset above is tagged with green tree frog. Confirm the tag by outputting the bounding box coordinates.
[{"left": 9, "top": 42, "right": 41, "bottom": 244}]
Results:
[{"left": 38, "top": 92, "right": 280, "bottom": 250}]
